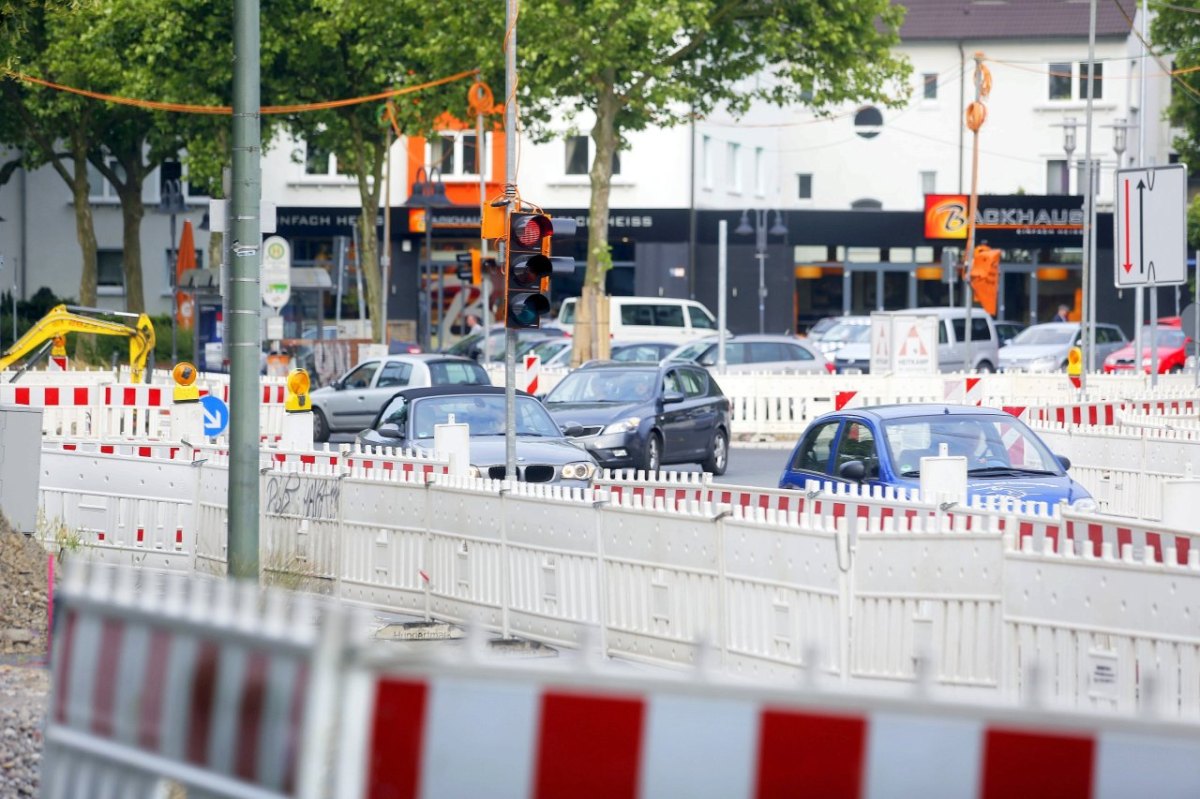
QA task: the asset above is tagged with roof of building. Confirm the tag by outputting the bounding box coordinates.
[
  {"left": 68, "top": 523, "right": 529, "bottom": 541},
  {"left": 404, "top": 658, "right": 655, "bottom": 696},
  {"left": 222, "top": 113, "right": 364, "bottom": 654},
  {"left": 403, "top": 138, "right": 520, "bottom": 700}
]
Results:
[{"left": 898, "top": 0, "right": 1135, "bottom": 41}]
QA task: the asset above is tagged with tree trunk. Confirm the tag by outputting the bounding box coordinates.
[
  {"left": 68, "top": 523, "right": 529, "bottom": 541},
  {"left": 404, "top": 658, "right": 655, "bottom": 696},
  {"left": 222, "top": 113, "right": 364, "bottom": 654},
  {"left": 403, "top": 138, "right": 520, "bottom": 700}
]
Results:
[
  {"left": 117, "top": 184, "right": 146, "bottom": 313},
  {"left": 69, "top": 136, "right": 98, "bottom": 361},
  {"left": 350, "top": 124, "right": 384, "bottom": 343},
  {"left": 575, "top": 79, "right": 619, "bottom": 364}
]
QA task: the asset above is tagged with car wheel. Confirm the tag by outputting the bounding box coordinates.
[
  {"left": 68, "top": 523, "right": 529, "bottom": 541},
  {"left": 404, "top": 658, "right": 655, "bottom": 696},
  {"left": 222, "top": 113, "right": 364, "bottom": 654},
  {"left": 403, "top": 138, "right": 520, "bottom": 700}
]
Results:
[
  {"left": 701, "top": 429, "right": 728, "bottom": 476},
  {"left": 641, "top": 432, "right": 662, "bottom": 474},
  {"left": 1171, "top": 365, "right": 1183, "bottom": 374},
  {"left": 313, "top": 408, "right": 330, "bottom": 443},
  {"left": 976, "top": 361, "right": 994, "bottom": 374}
]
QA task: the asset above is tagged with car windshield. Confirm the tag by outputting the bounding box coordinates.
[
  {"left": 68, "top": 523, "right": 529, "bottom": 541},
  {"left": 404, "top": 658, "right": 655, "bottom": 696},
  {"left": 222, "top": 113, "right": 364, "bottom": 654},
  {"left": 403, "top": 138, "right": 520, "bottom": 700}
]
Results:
[
  {"left": 1012, "top": 326, "right": 1075, "bottom": 346},
  {"left": 668, "top": 341, "right": 712, "bottom": 362},
  {"left": 408, "top": 395, "right": 561, "bottom": 439},
  {"left": 808, "top": 318, "right": 838, "bottom": 338},
  {"left": 822, "top": 323, "right": 870, "bottom": 343},
  {"left": 446, "top": 333, "right": 484, "bottom": 356},
  {"left": 545, "top": 369, "right": 658, "bottom": 404},
  {"left": 1139, "top": 327, "right": 1186, "bottom": 347},
  {"left": 882, "top": 415, "right": 1062, "bottom": 477},
  {"left": 531, "top": 339, "right": 568, "bottom": 361}
]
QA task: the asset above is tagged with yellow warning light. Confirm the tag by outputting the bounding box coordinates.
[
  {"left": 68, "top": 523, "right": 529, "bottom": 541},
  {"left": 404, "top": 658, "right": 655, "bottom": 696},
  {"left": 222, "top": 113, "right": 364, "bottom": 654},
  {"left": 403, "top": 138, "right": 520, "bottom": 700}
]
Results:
[
  {"left": 172, "top": 361, "right": 201, "bottom": 402},
  {"left": 1067, "top": 346, "right": 1082, "bottom": 376},
  {"left": 50, "top": 336, "right": 67, "bottom": 356},
  {"left": 286, "top": 368, "right": 311, "bottom": 413}
]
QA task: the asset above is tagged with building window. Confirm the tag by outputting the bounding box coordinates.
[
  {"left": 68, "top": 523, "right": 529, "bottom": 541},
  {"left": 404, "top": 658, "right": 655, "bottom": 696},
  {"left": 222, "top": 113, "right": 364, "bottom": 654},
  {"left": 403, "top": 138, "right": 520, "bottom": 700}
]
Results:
[
  {"left": 920, "top": 171, "right": 936, "bottom": 195},
  {"left": 87, "top": 158, "right": 123, "bottom": 201},
  {"left": 564, "top": 135, "right": 618, "bottom": 177},
  {"left": 304, "top": 141, "right": 343, "bottom": 175},
  {"left": 797, "top": 173, "right": 813, "bottom": 200},
  {"left": 429, "top": 132, "right": 481, "bottom": 177},
  {"left": 1046, "top": 159, "right": 1068, "bottom": 194},
  {"left": 1078, "top": 61, "right": 1102, "bottom": 100},
  {"left": 98, "top": 250, "right": 124, "bottom": 290},
  {"left": 922, "top": 73, "right": 938, "bottom": 100},
  {"left": 701, "top": 136, "right": 713, "bottom": 189},
  {"left": 854, "top": 106, "right": 883, "bottom": 139},
  {"left": 727, "top": 142, "right": 741, "bottom": 192},
  {"left": 753, "top": 147, "right": 765, "bottom": 196},
  {"left": 1048, "top": 63, "right": 1072, "bottom": 100}
]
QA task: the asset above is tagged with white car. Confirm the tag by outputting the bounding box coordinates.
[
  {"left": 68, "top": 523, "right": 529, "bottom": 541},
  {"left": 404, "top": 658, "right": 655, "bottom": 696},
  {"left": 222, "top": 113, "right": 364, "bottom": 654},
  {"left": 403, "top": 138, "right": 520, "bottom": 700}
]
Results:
[{"left": 311, "top": 354, "right": 490, "bottom": 442}]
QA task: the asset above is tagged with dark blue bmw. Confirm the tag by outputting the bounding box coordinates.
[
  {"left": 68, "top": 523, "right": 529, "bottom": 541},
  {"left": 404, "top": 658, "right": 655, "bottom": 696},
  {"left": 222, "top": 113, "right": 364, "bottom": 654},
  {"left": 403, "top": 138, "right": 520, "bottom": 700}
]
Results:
[{"left": 778, "top": 404, "right": 1095, "bottom": 508}]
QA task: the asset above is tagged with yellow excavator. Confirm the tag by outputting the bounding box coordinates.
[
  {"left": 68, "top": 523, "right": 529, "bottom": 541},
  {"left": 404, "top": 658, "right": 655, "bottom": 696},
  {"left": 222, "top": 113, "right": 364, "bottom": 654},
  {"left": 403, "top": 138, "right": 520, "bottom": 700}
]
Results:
[{"left": 0, "top": 304, "right": 156, "bottom": 383}]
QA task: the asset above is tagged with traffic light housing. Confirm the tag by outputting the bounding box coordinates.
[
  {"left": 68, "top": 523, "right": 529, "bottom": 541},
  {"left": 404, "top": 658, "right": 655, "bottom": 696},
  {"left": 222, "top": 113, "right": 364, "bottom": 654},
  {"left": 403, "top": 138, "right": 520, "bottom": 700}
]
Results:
[
  {"left": 969, "top": 245, "right": 1001, "bottom": 317},
  {"left": 455, "top": 249, "right": 483, "bottom": 285},
  {"left": 504, "top": 210, "right": 576, "bottom": 329}
]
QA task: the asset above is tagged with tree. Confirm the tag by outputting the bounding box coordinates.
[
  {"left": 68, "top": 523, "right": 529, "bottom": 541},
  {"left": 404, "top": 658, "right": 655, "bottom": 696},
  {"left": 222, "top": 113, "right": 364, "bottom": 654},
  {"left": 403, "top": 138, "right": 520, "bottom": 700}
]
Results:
[
  {"left": 271, "top": 0, "right": 491, "bottom": 341},
  {"left": 498, "top": 0, "right": 911, "bottom": 358},
  {"left": 1151, "top": 3, "right": 1200, "bottom": 167},
  {"left": 0, "top": 0, "right": 102, "bottom": 315}
]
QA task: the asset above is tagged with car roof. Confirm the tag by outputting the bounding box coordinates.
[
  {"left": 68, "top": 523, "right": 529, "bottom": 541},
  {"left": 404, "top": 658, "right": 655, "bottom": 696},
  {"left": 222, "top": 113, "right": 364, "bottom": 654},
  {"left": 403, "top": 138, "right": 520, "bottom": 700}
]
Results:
[
  {"left": 819, "top": 404, "right": 1014, "bottom": 422},
  {"left": 577, "top": 361, "right": 665, "bottom": 371},
  {"left": 381, "top": 353, "right": 478, "bottom": 363},
  {"left": 384, "top": 385, "right": 532, "bottom": 402}
]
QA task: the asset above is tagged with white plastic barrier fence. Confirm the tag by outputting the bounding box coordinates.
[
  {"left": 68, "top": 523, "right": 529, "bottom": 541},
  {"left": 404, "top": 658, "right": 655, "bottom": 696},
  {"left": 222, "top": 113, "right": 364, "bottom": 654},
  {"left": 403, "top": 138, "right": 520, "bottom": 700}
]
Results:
[
  {"left": 39, "top": 446, "right": 1200, "bottom": 716},
  {"left": 42, "top": 561, "right": 1200, "bottom": 798}
]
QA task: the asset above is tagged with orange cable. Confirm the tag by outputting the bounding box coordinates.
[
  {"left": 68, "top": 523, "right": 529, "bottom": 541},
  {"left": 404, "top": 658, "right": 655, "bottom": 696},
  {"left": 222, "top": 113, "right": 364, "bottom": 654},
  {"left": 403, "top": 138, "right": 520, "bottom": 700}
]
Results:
[
  {"left": 5, "top": 68, "right": 479, "bottom": 115},
  {"left": 988, "top": 58, "right": 1200, "bottom": 80}
]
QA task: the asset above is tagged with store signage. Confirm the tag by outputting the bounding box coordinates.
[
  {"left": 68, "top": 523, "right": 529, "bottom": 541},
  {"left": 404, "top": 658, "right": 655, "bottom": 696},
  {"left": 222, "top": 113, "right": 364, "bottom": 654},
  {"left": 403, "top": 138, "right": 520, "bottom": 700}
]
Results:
[{"left": 924, "top": 194, "right": 1084, "bottom": 240}]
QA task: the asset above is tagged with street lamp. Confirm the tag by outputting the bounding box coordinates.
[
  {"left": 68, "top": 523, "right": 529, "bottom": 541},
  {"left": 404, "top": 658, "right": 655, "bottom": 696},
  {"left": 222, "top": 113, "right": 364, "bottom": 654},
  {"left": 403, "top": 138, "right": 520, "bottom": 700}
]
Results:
[
  {"left": 1060, "top": 117, "right": 1078, "bottom": 195},
  {"left": 402, "top": 166, "right": 452, "bottom": 351},
  {"left": 735, "top": 208, "right": 788, "bottom": 334},
  {"left": 156, "top": 166, "right": 188, "bottom": 362}
]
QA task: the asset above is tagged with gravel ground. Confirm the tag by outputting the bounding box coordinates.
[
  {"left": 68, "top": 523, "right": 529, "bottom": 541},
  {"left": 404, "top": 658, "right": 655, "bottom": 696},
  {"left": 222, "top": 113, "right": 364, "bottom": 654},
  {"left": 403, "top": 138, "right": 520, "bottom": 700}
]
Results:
[{"left": 0, "top": 517, "right": 51, "bottom": 798}]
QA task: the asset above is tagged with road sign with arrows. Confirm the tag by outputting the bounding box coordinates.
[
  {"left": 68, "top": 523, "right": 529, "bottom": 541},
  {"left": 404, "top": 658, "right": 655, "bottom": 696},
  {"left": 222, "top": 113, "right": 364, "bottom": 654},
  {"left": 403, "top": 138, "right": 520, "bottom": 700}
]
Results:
[{"left": 1114, "top": 164, "right": 1187, "bottom": 288}]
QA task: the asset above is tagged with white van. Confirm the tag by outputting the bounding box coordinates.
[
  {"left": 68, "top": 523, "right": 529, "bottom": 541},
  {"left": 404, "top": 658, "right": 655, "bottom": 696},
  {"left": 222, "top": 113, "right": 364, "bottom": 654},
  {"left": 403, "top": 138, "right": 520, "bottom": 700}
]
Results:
[
  {"left": 834, "top": 307, "right": 1000, "bottom": 374},
  {"left": 553, "top": 297, "right": 719, "bottom": 342}
]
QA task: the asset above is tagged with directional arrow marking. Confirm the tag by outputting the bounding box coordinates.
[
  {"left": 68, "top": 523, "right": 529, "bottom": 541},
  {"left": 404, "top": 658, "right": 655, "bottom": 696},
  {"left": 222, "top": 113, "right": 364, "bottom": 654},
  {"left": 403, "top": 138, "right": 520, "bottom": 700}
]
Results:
[
  {"left": 1122, "top": 179, "right": 1132, "bottom": 274},
  {"left": 204, "top": 406, "right": 223, "bottom": 428},
  {"left": 1137, "top": 179, "right": 1147, "bottom": 275}
]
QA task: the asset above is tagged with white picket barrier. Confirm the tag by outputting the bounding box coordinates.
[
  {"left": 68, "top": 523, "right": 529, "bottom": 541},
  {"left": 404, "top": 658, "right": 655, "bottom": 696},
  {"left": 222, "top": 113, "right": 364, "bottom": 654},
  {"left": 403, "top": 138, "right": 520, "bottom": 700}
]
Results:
[
  {"left": 38, "top": 443, "right": 1200, "bottom": 718},
  {"left": 43, "top": 560, "right": 1200, "bottom": 797}
]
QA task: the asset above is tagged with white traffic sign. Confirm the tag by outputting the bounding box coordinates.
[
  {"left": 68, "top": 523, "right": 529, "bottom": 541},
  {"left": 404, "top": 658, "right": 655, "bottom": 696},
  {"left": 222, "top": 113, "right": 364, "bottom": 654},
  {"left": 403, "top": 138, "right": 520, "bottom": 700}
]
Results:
[
  {"left": 261, "top": 235, "right": 292, "bottom": 309},
  {"left": 1114, "top": 164, "right": 1187, "bottom": 287}
]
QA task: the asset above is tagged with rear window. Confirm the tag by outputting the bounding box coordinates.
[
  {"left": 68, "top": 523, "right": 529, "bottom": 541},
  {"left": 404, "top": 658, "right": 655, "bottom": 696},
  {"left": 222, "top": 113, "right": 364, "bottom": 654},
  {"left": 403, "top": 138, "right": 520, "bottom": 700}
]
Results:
[
  {"left": 428, "top": 360, "right": 490, "bottom": 386},
  {"left": 621, "top": 304, "right": 686, "bottom": 327},
  {"left": 951, "top": 317, "right": 992, "bottom": 342}
]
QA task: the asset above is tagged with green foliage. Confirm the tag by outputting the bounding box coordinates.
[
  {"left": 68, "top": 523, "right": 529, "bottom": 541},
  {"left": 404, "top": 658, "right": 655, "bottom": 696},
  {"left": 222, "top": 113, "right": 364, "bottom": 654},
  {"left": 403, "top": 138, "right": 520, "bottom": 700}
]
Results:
[
  {"left": 1190, "top": 193, "right": 1200, "bottom": 250},
  {"left": 1151, "top": 2, "right": 1200, "bottom": 168}
]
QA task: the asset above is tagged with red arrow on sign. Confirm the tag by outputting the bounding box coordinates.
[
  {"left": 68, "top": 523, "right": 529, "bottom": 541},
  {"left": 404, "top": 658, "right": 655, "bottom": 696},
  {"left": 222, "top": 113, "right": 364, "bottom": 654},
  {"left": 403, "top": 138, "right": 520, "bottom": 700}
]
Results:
[{"left": 1122, "top": 178, "right": 1133, "bottom": 274}]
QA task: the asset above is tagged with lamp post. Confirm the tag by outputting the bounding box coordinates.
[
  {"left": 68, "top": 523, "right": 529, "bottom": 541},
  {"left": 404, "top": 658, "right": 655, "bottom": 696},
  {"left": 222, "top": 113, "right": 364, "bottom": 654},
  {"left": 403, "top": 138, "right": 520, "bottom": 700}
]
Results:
[
  {"left": 1060, "top": 117, "right": 1078, "bottom": 195},
  {"left": 735, "top": 208, "right": 788, "bottom": 334},
  {"left": 157, "top": 171, "right": 188, "bottom": 363},
  {"left": 403, "top": 166, "right": 451, "bottom": 351}
]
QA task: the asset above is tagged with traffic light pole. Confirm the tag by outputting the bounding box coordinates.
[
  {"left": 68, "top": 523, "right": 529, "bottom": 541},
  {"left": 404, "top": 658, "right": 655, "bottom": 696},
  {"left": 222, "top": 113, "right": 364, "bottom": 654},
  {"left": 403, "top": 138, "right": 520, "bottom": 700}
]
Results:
[{"left": 504, "top": 0, "right": 517, "bottom": 480}]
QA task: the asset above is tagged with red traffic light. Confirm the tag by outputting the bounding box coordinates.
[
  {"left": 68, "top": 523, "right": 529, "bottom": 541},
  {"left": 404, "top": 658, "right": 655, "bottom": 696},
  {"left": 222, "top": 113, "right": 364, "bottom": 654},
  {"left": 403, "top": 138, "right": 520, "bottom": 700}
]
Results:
[{"left": 512, "top": 214, "right": 551, "bottom": 248}]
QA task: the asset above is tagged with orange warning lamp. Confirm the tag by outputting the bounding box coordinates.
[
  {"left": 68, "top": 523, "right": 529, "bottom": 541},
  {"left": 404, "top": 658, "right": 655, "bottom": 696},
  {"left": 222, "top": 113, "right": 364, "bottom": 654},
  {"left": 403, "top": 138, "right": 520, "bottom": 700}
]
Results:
[
  {"left": 50, "top": 335, "right": 67, "bottom": 356},
  {"left": 1067, "top": 347, "right": 1082, "bottom": 376},
  {"left": 285, "top": 368, "right": 311, "bottom": 413},
  {"left": 172, "top": 361, "right": 200, "bottom": 402}
]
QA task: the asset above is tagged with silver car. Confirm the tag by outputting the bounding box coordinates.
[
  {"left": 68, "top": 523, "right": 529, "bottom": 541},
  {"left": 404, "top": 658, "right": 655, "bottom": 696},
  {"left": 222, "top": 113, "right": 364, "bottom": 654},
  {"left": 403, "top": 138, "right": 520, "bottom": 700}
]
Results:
[
  {"left": 357, "top": 386, "right": 598, "bottom": 487},
  {"left": 666, "top": 334, "right": 833, "bottom": 374},
  {"left": 1000, "top": 322, "right": 1127, "bottom": 373},
  {"left": 311, "top": 354, "right": 490, "bottom": 442}
]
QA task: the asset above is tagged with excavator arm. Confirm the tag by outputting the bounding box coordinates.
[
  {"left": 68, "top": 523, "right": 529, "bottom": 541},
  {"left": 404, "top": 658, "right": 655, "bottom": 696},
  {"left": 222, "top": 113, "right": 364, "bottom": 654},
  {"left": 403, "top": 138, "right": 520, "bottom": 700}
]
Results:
[{"left": 0, "top": 304, "right": 157, "bottom": 383}]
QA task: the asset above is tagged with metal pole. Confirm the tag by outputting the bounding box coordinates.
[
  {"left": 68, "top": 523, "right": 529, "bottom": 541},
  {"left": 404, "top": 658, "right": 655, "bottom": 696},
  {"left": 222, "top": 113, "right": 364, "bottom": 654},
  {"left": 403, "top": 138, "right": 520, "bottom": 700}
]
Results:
[
  {"left": 1194, "top": 249, "right": 1199, "bottom": 389},
  {"left": 1080, "top": 0, "right": 1097, "bottom": 389},
  {"left": 335, "top": 235, "right": 345, "bottom": 329},
  {"left": 228, "top": 0, "right": 261, "bottom": 580},
  {"left": 477, "top": 110, "right": 492, "bottom": 349},
  {"left": 757, "top": 210, "right": 767, "bottom": 334},
  {"left": 718, "top": 220, "right": 728, "bottom": 373},
  {"left": 170, "top": 210, "right": 178, "bottom": 363},
  {"left": 1150, "top": 289, "right": 1159, "bottom": 385},
  {"left": 422, "top": 214, "right": 432, "bottom": 351},
  {"left": 1135, "top": 0, "right": 1148, "bottom": 388},
  {"left": 381, "top": 127, "right": 392, "bottom": 346},
  {"left": 964, "top": 53, "right": 985, "bottom": 373},
  {"left": 504, "top": 0, "right": 517, "bottom": 481}
]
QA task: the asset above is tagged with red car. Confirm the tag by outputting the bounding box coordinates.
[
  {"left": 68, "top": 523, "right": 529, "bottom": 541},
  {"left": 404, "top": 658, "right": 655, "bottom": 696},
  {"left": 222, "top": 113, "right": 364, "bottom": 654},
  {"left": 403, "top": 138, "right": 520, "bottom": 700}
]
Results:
[{"left": 1103, "top": 324, "right": 1190, "bottom": 374}]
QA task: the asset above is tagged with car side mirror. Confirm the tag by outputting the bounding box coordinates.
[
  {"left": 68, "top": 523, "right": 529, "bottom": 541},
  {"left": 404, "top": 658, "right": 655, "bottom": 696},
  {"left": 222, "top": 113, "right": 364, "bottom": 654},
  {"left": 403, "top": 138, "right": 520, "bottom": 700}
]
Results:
[
  {"left": 1056, "top": 454, "right": 1071, "bottom": 471},
  {"left": 378, "top": 423, "right": 404, "bottom": 440},
  {"left": 561, "top": 423, "right": 585, "bottom": 437},
  {"left": 662, "top": 391, "right": 685, "bottom": 405},
  {"left": 838, "top": 460, "right": 866, "bottom": 481},
  {"left": 698, "top": 354, "right": 716, "bottom": 367}
]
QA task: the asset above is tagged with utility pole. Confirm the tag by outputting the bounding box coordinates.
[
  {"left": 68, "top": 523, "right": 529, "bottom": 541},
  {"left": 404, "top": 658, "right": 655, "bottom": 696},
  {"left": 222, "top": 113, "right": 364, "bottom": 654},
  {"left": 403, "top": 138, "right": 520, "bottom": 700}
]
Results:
[
  {"left": 1081, "top": 0, "right": 1098, "bottom": 389},
  {"left": 381, "top": 121, "right": 393, "bottom": 346},
  {"left": 473, "top": 79, "right": 492, "bottom": 348},
  {"left": 963, "top": 52, "right": 990, "bottom": 373},
  {"left": 228, "top": 0, "right": 261, "bottom": 580},
  {"left": 504, "top": 0, "right": 517, "bottom": 481}
]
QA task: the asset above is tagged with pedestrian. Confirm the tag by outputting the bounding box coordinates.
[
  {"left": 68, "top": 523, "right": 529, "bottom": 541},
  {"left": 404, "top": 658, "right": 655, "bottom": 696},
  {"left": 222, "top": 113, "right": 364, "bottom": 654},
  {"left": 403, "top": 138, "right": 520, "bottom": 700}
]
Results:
[
  {"left": 1052, "top": 304, "right": 1070, "bottom": 323},
  {"left": 464, "top": 314, "right": 483, "bottom": 335}
]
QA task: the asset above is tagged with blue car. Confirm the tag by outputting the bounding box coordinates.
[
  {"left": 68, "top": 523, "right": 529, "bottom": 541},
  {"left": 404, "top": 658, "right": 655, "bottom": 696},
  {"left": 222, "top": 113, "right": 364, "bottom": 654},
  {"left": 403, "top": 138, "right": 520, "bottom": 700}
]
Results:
[{"left": 779, "top": 404, "right": 1094, "bottom": 507}]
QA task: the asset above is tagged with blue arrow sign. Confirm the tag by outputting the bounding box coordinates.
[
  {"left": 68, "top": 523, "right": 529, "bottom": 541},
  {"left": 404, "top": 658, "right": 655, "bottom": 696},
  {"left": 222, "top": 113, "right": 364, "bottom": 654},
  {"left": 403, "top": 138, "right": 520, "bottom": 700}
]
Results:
[{"left": 199, "top": 395, "right": 230, "bottom": 437}]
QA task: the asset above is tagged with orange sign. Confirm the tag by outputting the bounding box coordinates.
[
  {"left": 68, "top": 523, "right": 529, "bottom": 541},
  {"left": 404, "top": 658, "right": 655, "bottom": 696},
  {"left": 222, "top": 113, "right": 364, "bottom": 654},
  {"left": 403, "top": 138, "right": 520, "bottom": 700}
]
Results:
[
  {"left": 175, "top": 220, "right": 197, "bottom": 330},
  {"left": 408, "top": 208, "right": 427, "bottom": 233},
  {"left": 924, "top": 195, "right": 970, "bottom": 240}
]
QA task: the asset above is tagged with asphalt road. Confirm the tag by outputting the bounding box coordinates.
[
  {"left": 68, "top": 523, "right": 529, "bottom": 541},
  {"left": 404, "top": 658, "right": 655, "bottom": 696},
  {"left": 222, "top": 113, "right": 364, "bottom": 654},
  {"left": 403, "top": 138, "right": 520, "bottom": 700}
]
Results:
[{"left": 330, "top": 433, "right": 787, "bottom": 488}]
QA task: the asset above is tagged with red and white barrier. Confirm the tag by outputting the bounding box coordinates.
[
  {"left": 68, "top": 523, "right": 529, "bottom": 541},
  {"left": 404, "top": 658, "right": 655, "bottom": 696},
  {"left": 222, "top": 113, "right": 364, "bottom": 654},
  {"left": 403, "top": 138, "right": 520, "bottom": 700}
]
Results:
[
  {"left": 522, "top": 354, "right": 540, "bottom": 395},
  {"left": 357, "top": 661, "right": 1200, "bottom": 799}
]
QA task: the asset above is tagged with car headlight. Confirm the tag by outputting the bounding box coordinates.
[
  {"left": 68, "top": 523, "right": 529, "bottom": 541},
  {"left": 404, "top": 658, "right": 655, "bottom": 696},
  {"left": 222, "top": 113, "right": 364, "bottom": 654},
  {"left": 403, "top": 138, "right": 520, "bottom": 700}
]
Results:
[
  {"left": 560, "top": 461, "right": 597, "bottom": 480},
  {"left": 468, "top": 465, "right": 482, "bottom": 478},
  {"left": 1071, "top": 497, "right": 1098, "bottom": 513},
  {"left": 1030, "top": 356, "right": 1060, "bottom": 369},
  {"left": 602, "top": 416, "right": 641, "bottom": 434}
]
